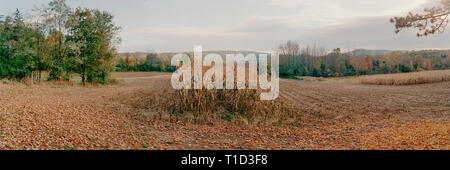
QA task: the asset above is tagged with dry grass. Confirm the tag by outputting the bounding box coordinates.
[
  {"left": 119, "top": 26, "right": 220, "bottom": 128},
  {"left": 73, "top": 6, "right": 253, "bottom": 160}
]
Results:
[{"left": 360, "top": 70, "right": 450, "bottom": 85}]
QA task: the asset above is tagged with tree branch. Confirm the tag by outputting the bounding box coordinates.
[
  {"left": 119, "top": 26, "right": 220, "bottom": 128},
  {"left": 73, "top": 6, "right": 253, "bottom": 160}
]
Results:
[{"left": 391, "top": 0, "right": 450, "bottom": 37}]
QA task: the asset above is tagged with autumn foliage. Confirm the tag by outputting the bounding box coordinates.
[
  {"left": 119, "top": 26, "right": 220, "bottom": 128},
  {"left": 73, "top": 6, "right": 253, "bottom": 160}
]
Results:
[{"left": 278, "top": 41, "right": 449, "bottom": 79}]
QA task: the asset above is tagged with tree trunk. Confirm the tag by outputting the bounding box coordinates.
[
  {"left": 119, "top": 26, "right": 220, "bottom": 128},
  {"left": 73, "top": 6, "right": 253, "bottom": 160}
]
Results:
[
  {"left": 81, "top": 64, "right": 86, "bottom": 86},
  {"left": 31, "top": 71, "right": 34, "bottom": 85}
]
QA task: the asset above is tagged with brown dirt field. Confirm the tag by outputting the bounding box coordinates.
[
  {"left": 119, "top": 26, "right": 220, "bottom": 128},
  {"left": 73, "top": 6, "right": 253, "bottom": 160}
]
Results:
[{"left": 0, "top": 72, "right": 448, "bottom": 150}]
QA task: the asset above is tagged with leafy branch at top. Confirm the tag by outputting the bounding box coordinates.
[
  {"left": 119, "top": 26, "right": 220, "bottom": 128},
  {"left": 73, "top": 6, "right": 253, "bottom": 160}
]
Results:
[{"left": 391, "top": 0, "right": 450, "bottom": 37}]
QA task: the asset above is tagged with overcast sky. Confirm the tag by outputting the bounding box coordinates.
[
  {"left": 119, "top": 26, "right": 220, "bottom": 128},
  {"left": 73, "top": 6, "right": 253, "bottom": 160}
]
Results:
[{"left": 1, "top": 0, "right": 449, "bottom": 52}]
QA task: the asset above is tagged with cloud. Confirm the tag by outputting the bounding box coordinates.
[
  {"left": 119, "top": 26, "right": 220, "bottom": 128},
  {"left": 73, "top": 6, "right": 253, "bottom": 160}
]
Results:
[
  {"left": 117, "top": 0, "right": 448, "bottom": 52},
  {"left": 4, "top": 0, "right": 447, "bottom": 52},
  {"left": 266, "top": 0, "right": 301, "bottom": 7},
  {"left": 301, "top": 16, "right": 450, "bottom": 50},
  {"left": 120, "top": 26, "right": 249, "bottom": 52},
  {"left": 231, "top": 0, "right": 435, "bottom": 34},
  {"left": 266, "top": 0, "right": 432, "bottom": 18}
]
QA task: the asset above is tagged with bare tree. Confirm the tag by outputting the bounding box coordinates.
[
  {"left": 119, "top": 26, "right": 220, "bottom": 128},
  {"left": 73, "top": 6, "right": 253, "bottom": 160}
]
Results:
[
  {"left": 278, "top": 41, "right": 300, "bottom": 56},
  {"left": 391, "top": 0, "right": 450, "bottom": 37},
  {"left": 278, "top": 40, "right": 300, "bottom": 64}
]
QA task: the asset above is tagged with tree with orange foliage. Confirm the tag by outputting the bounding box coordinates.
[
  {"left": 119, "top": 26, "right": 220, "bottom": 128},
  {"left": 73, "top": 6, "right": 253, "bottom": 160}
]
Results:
[
  {"left": 364, "top": 56, "right": 373, "bottom": 72},
  {"left": 423, "top": 58, "right": 433, "bottom": 70}
]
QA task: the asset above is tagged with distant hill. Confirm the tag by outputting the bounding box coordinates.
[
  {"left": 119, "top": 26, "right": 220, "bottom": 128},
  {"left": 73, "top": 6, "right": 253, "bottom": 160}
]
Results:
[
  {"left": 343, "top": 49, "right": 450, "bottom": 57},
  {"left": 344, "top": 49, "right": 400, "bottom": 56}
]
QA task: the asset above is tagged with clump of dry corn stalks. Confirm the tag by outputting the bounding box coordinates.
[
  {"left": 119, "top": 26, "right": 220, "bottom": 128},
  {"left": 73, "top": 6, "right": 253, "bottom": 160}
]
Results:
[
  {"left": 168, "top": 89, "right": 300, "bottom": 124},
  {"left": 360, "top": 70, "right": 450, "bottom": 85},
  {"left": 131, "top": 61, "right": 302, "bottom": 126},
  {"left": 141, "top": 87, "right": 300, "bottom": 126}
]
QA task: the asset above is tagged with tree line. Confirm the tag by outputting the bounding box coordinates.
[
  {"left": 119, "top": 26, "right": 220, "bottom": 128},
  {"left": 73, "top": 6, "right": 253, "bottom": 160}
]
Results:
[
  {"left": 115, "top": 53, "right": 176, "bottom": 72},
  {"left": 0, "top": 0, "right": 120, "bottom": 85},
  {"left": 114, "top": 44, "right": 449, "bottom": 79},
  {"left": 278, "top": 41, "right": 450, "bottom": 78}
]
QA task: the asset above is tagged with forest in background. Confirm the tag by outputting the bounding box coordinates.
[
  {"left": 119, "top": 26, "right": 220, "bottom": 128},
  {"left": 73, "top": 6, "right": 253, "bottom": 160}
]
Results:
[
  {"left": 113, "top": 42, "right": 450, "bottom": 78},
  {"left": 277, "top": 41, "right": 450, "bottom": 78}
]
